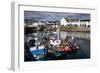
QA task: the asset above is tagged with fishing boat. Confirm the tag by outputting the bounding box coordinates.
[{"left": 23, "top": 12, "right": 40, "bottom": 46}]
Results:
[
  {"left": 27, "top": 36, "right": 46, "bottom": 60},
  {"left": 30, "top": 45, "right": 46, "bottom": 60},
  {"left": 48, "top": 34, "right": 80, "bottom": 57}
]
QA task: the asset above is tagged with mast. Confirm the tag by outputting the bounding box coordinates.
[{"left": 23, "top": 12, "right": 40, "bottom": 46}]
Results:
[{"left": 57, "top": 25, "right": 60, "bottom": 40}]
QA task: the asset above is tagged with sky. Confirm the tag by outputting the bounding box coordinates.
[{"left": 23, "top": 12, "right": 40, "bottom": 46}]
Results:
[{"left": 24, "top": 11, "right": 90, "bottom": 21}]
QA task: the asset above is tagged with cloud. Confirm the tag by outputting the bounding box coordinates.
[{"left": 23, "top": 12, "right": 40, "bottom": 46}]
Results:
[{"left": 24, "top": 11, "right": 90, "bottom": 21}]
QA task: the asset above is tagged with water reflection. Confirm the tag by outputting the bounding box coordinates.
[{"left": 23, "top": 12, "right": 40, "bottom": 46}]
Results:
[{"left": 60, "top": 31, "right": 90, "bottom": 40}]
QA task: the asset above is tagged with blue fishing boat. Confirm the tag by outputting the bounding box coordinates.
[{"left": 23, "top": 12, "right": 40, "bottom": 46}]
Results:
[{"left": 30, "top": 45, "right": 47, "bottom": 60}]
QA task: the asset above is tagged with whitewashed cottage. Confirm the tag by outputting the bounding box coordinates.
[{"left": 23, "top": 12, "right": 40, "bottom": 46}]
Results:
[{"left": 60, "top": 18, "right": 80, "bottom": 26}]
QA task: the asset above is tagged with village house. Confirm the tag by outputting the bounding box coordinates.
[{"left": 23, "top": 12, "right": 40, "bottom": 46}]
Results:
[
  {"left": 61, "top": 18, "right": 80, "bottom": 26},
  {"left": 80, "top": 20, "right": 90, "bottom": 27},
  {"left": 60, "top": 18, "right": 90, "bottom": 27},
  {"left": 46, "top": 21, "right": 60, "bottom": 28}
]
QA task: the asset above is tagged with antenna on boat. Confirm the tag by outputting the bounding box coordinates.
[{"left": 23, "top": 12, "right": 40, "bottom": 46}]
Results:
[
  {"left": 72, "top": 36, "right": 74, "bottom": 40},
  {"left": 57, "top": 25, "right": 60, "bottom": 40}
]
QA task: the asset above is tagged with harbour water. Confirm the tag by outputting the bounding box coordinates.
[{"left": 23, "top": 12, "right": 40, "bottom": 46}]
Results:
[{"left": 24, "top": 31, "right": 90, "bottom": 61}]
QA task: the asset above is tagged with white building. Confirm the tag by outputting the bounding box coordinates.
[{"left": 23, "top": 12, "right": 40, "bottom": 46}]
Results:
[
  {"left": 25, "top": 21, "right": 45, "bottom": 27},
  {"left": 80, "top": 20, "right": 90, "bottom": 27},
  {"left": 61, "top": 18, "right": 90, "bottom": 27},
  {"left": 61, "top": 18, "right": 67, "bottom": 26},
  {"left": 32, "top": 22, "right": 39, "bottom": 27},
  {"left": 61, "top": 18, "right": 80, "bottom": 26}
]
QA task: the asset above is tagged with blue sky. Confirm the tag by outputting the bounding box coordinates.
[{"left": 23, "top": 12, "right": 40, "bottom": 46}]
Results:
[{"left": 24, "top": 11, "right": 90, "bottom": 21}]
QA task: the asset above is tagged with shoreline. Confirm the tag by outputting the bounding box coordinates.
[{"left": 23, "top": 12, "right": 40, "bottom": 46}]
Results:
[
  {"left": 48, "top": 29, "right": 90, "bottom": 32},
  {"left": 60, "top": 29, "right": 90, "bottom": 32}
]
